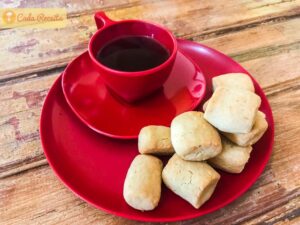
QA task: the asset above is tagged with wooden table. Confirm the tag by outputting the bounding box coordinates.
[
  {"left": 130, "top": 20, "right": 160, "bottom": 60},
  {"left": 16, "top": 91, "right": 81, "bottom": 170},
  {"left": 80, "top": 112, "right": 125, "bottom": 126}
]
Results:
[{"left": 1, "top": 1, "right": 300, "bottom": 224}]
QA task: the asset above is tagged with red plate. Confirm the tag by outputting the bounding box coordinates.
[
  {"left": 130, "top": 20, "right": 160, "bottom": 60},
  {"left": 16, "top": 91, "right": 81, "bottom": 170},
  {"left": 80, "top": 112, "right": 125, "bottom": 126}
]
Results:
[
  {"left": 40, "top": 40, "right": 274, "bottom": 222},
  {"left": 62, "top": 50, "right": 206, "bottom": 139}
]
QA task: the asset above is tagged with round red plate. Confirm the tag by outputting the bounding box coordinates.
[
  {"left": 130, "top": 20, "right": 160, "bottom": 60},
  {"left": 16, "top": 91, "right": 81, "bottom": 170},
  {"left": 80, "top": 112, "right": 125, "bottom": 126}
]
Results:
[
  {"left": 40, "top": 40, "right": 274, "bottom": 222},
  {"left": 62, "top": 50, "right": 206, "bottom": 139}
]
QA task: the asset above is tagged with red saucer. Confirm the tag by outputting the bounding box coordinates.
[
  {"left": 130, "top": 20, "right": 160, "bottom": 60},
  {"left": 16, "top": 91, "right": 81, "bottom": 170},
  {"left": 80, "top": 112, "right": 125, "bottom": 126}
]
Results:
[
  {"left": 40, "top": 40, "right": 274, "bottom": 222},
  {"left": 62, "top": 50, "right": 206, "bottom": 139}
]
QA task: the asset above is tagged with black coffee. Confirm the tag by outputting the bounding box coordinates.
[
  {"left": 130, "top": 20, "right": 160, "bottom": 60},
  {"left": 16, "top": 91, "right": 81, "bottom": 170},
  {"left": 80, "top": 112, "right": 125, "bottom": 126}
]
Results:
[{"left": 96, "top": 36, "right": 170, "bottom": 72}]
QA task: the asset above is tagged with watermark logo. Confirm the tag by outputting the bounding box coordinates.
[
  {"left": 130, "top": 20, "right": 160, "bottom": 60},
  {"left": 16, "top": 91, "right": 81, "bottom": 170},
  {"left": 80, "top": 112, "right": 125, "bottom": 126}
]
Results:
[
  {"left": 0, "top": 8, "right": 67, "bottom": 28},
  {"left": 2, "top": 10, "right": 16, "bottom": 24}
]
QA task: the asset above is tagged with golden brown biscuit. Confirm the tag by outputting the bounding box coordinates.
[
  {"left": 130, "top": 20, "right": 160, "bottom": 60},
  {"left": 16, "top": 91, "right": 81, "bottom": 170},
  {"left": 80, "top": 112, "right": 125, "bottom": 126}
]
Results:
[
  {"left": 138, "top": 125, "right": 174, "bottom": 155},
  {"left": 123, "top": 155, "right": 163, "bottom": 211},
  {"left": 162, "top": 154, "right": 220, "bottom": 209},
  {"left": 171, "top": 111, "right": 222, "bottom": 161},
  {"left": 212, "top": 73, "right": 254, "bottom": 92},
  {"left": 204, "top": 88, "right": 261, "bottom": 133},
  {"left": 203, "top": 99, "right": 209, "bottom": 111},
  {"left": 208, "top": 137, "right": 252, "bottom": 173},
  {"left": 222, "top": 111, "right": 268, "bottom": 146}
]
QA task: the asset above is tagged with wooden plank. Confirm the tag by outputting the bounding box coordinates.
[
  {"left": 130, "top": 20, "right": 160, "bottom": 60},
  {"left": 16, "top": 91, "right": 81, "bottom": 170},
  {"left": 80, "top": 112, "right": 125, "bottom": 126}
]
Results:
[
  {"left": 196, "top": 16, "right": 300, "bottom": 54},
  {"left": 0, "top": 0, "right": 299, "bottom": 80},
  {"left": 0, "top": 74, "right": 58, "bottom": 178},
  {"left": 242, "top": 197, "right": 300, "bottom": 224},
  {"left": 0, "top": 0, "right": 142, "bottom": 16},
  {"left": 1, "top": 76, "right": 300, "bottom": 224},
  {"left": 1, "top": 16, "right": 300, "bottom": 178},
  {"left": 200, "top": 17, "right": 300, "bottom": 88},
  {"left": 238, "top": 47, "right": 300, "bottom": 89}
]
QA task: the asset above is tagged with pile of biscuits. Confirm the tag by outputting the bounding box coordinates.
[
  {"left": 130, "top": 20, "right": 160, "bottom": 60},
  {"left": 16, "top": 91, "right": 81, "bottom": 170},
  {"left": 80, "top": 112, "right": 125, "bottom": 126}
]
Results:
[{"left": 123, "top": 73, "right": 268, "bottom": 211}]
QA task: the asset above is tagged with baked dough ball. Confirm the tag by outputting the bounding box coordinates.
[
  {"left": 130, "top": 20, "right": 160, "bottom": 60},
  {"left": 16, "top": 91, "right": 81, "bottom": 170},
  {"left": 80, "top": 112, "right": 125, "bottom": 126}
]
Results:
[
  {"left": 204, "top": 88, "right": 261, "bottom": 133},
  {"left": 123, "top": 155, "right": 163, "bottom": 211},
  {"left": 203, "top": 99, "right": 209, "bottom": 111},
  {"left": 171, "top": 111, "right": 222, "bottom": 161},
  {"left": 212, "top": 73, "right": 254, "bottom": 92},
  {"left": 208, "top": 137, "right": 252, "bottom": 173},
  {"left": 162, "top": 154, "right": 220, "bottom": 209},
  {"left": 222, "top": 111, "right": 268, "bottom": 146},
  {"left": 138, "top": 125, "right": 174, "bottom": 155}
]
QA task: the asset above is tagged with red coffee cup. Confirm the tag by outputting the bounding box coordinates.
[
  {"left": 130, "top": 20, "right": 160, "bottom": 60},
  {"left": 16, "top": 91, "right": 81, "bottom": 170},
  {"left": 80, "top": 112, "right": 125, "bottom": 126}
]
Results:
[{"left": 88, "top": 11, "right": 178, "bottom": 103}]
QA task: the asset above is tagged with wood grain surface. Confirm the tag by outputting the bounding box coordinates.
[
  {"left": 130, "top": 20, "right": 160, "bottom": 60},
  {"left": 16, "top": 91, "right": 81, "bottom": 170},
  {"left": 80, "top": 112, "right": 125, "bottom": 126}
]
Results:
[{"left": 0, "top": 0, "right": 299, "bottom": 224}]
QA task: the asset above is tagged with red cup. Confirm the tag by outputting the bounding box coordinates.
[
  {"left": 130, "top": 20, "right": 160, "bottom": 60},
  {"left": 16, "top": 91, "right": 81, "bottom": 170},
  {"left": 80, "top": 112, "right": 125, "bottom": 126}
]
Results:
[{"left": 88, "top": 11, "right": 178, "bottom": 103}]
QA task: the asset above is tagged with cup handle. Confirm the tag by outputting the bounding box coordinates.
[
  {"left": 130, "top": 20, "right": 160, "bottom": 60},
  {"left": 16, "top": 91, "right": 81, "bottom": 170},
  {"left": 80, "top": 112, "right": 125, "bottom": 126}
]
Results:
[{"left": 94, "top": 11, "right": 115, "bottom": 30}]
